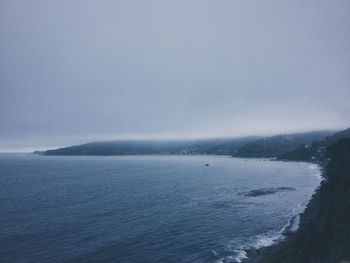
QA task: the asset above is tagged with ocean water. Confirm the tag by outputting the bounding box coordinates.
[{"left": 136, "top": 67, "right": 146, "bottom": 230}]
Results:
[{"left": 0, "top": 154, "right": 322, "bottom": 263}]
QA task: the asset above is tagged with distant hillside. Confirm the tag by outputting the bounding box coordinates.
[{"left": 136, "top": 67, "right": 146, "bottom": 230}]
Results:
[
  {"left": 263, "top": 138, "right": 350, "bottom": 263},
  {"left": 39, "top": 130, "right": 338, "bottom": 157},
  {"left": 234, "top": 130, "right": 334, "bottom": 158},
  {"left": 277, "top": 128, "right": 350, "bottom": 162},
  {"left": 41, "top": 137, "right": 257, "bottom": 156},
  {"left": 325, "top": 127, "right": 350, "bottom": 144}
]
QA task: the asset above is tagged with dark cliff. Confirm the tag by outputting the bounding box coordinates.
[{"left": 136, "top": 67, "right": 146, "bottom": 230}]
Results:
[
  {"left": 277, "top": 128, "right": 350, "bottom": 163},
  {"left": 263, "top": 139, "right": 350, "bottom": 263}
]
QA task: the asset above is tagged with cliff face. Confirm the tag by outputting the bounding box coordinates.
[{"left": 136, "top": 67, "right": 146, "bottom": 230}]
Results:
[
  {"left": 264, "top": 139, "right": 350, "bottom": 263},
  {"left": 277, "top": 128, "right": 350, "bottom": 163},
  {"left": 234, "top": 131, "right": 333, "bottom": 158}
]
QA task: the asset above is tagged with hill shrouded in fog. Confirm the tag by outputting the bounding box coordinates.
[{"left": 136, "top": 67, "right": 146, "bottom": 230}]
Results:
[
  {"left": 40, "top": 130, "right": 336, "bottom": 157},
  {"left": 40, "top": 137, "right": 257, "bottom": 156}
]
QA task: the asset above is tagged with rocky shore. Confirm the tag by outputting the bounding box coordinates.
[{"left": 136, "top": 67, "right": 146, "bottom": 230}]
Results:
[
  {"left": 241, "top": 167, "right": 323, "bottom": 263},
  {"left": 245, "top": 139, "right": 350, "bottom": 263}
]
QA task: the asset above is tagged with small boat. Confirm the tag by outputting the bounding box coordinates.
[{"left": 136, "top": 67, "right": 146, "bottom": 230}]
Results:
[{"left": 205, "top": 163, "right": 210, "bottom": 166}]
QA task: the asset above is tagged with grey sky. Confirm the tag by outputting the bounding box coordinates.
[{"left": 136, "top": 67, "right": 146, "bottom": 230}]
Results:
[{"left": 1, "top": 0, "right": 350, "bottom": 151}]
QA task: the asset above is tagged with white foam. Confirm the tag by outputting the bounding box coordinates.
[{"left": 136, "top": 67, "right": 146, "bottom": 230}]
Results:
[
  {"left": 254, "top": 234, "right": 282, "bottom": 249},
  {"left": 312, "top": 172, "right": 323, "bottom": 180},
  {"left": 308, "top": 164, "right": 319, "bottom": 170},
  {"left": 219, "top": 200, "right": 316, "bottom": 262},
  {"left": 281, "top": 214, "right": 301, "bottom": 234},
  {"left": 214, "top": 228, "right": 288, "bottom": 263},
  {"left": 222, "top": 243, "right": 248, "bottom": 263},
  {"left": 232, "top": 249, "right": 248, "bottom": 262},
  {"left": 210, "top": 163, "right": 323, "bottom": 263},
  {"left": 307, "top": 164, "right": 323, "bottom": 180},
  {"left": 289, "top": 215, "right": 300, "bottom": 232}
]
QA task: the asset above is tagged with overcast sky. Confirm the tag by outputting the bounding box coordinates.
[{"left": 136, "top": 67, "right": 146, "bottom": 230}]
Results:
[{"left": 1, "top": 0, "right": 350, "bottom": 151}]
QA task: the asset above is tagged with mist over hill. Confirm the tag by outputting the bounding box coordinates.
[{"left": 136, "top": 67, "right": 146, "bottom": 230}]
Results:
[
  {"left": 234, "top": 130, "right": 334, "bottom": 158},
  {"left": 39, "top": 130, "right": 337, "bottom": 157},
  {"left": 277, "top": 128, "right": 350, "bottom": 162},
  {"left": 40, "top": 137, "right": 257, "bottom": 156}
]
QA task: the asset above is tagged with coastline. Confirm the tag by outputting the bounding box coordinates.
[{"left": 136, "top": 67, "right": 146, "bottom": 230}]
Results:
[{"left": 243, "top": 165, "right": 325, "bottom": 263}]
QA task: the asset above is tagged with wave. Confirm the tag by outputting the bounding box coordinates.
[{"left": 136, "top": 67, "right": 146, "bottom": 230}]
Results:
[
  {"left": 254, "top": 233, "right": 282, "bottom": 249},
  {"left": 308, "top": 164, "right": 324, "bottom": 180},
  {"left": 232, "top": 249, "right": 248, "bottom": 263},
  {"left": 216, "top": 206, "right": 306, "bottom": 262},
  {"left": 209, "top": 247, "right": 248, "bottom": 263},
  {"left": 207, "top": 164, "right": 323, "bottom": 263},
  {"left": 308, "top": 164, "right": 319, "bottom": 170},
  {"left": 311, "top": 172, "right": 323, "bottom": 180}
]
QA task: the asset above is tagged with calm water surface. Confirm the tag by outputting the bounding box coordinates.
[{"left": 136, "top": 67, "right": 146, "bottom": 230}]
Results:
[{"left": 0, "top": 154, "right": 321, "bottom": 263}]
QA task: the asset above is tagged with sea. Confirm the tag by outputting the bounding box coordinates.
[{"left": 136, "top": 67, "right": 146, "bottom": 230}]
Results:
[{"left": 0, "top": 154, "right": 322, "bottom": 263}]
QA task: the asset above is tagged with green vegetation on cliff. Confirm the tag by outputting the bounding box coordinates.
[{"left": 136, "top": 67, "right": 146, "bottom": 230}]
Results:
[
  {"left": 263, "top": 139, "right": 350, "bottom": 263},
  {"left": 277, "top": 128, "right": 350, "bottom": 162},
  {"left": 234, "top": 131, "right": 333, "bottom": 158}
]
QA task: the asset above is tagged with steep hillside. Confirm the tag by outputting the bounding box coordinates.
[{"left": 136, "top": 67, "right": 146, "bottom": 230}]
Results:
[
  {"left": 277, "top": 128, "right": 350, "bottom": 162},
  {"left": 234, "top": 131, "right": 333, "bottom": 158},
  {"left": 263, "top": 139, "right": 350, "bottom": 263}
]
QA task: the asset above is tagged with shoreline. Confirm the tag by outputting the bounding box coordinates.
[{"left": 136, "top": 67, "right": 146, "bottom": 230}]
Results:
[{"left": 243, "top": 165, "right": 325, "bottom": 263}]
